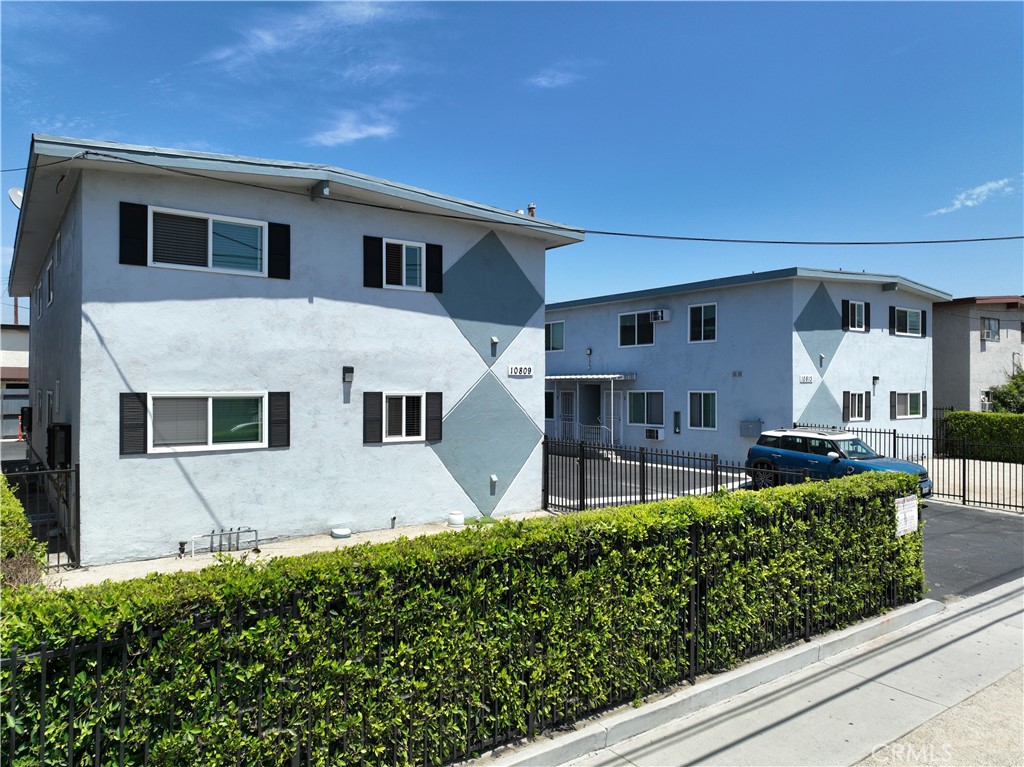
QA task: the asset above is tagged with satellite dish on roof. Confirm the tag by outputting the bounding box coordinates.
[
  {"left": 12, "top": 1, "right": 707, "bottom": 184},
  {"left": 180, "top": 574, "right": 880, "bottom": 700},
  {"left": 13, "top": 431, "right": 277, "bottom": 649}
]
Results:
[{"left": 7, "top": 188, "right": 23, "bottom": 209}]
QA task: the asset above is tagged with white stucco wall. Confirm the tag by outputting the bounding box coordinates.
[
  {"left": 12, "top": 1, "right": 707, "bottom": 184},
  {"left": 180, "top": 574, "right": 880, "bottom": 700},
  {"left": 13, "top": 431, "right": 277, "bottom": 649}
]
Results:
[{"left": 63, "top": 169, "right": 552, "bottom": 563}]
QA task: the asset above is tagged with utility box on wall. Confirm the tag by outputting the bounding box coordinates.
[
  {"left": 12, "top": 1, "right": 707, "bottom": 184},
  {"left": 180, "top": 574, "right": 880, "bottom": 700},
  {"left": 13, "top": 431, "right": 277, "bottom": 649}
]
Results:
[
  {"left": 740, "top": 420, "right": 762, "bottom": 437},
  {"left": 47, "top": 422, "right": 72, "bottom": 468}
]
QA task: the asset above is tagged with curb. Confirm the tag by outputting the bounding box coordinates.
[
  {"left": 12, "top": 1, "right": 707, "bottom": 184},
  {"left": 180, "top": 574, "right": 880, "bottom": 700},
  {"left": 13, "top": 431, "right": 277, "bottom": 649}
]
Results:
[{"left": 484, "top": 598, "right": 946, "bottom": 767}]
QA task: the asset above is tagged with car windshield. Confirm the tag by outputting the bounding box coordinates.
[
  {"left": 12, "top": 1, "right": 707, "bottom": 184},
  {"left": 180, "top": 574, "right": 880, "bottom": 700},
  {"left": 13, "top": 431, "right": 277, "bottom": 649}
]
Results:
[{"left": 834, "top": 438, "right": 879, "bottom": 460}]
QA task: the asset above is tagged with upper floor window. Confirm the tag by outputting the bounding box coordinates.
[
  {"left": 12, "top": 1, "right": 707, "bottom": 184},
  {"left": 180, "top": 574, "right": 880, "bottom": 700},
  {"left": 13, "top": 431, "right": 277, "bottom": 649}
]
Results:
[
  {"left": 384, "top": 239, "right": 425, "bottom": 290},
  {"left": 843, "top": 300, "right": 868, "bottom": 332},
  {"left": 891, "top": 307, "right": 924, "bottom": 337},
  {"left": 151, "top": 207, "right": 267, "bottom": 275},
  {"left": 545, "top": 321, "right": 565, "bottom": 352},
  {"left": 627, "top": 391, "right": 664, "bottom": 427},
  {"left": 620, "top": 312, "right": 654, "bottom": 347},
  {"left": 981, "top": 317, "right": 1000, "bottom": 342},
  {"left": 689, "top": 303, "right": 717, "bottom": 342}
]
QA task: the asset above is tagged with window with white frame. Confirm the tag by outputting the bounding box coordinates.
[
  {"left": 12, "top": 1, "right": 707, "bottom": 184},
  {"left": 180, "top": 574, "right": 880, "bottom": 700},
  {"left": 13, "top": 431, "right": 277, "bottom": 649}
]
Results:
[
  {"left": 847, "top": 391, "right": 867, "bottom": 421},
  {"left": 689, "top": 303, "right": 717, "bottom": 342},
  {"left": 627, "top": 391, "right": 664, "bottom": 426},
  {"left": 150, "top": 393, "right": 266, "bottom": 452},
  {"left": 385, "top": 393, "right": 426, "bottom": 441},
  {"left": 894, "top": 391, "right": 923, "bottom": 419},
  {"left": 545, "top": 321, "right": 564, "bottom": 352},
  {"left": 150, "top": 207, "right": 267, "bottom": 275},
  {"left": 894, "top": 307, "right": 922, "bottom": 337},
  {"left": 619, "top": 312, "right": 654, "bottom": 347},
  {"left": 981, "top": 317, "right": 1000, "bottom": 342},
  {"left": 688, "top": 391, "right": 717, "bottom": 430},
  {"left": 384, "top": 239, "right": 425, "bottom": 290},
  {"left": 980, "top": 390, "right": 993, "bottom": 412},
  {"left": 847, "top": 301, "right": 866, "bottom": 331},
  {"left": 545, "top": 391, "right": 555, "bottom": 420}
]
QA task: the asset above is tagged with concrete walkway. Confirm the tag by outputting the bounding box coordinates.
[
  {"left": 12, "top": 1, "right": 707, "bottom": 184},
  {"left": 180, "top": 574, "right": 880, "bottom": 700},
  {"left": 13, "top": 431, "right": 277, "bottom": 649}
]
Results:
[{"left": 483, "top": 579, "right": 1023, "bottom": 767}]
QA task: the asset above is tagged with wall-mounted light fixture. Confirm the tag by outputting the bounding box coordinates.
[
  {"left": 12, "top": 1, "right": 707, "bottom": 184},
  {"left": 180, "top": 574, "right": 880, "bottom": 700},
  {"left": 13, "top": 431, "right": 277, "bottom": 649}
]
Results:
[
  {"left": 872, "top": 375, "right": 880, "bottom": 385},
  {"left": 818, "top": 353, "right": 826, "bottom": 368},
  {"left": 586, "top": 347, "right": 592, "bottom": 356},
  {"left": 343, "top": 366, "right": 354, "bottom": 383}
]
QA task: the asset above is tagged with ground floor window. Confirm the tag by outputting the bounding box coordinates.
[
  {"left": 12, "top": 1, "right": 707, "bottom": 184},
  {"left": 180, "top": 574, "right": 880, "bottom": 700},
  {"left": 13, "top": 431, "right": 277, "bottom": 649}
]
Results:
[
  {"left": 545, "top": 391, "right": 555, "bottom": 420},
  {"left": 688, "top": 391, "right": 717, "bottom": 430},
  {"left": 843, "top": 390, "right": 870, "bottom": 422},
  {"left": 385, "top": 394, "right": 424, "bottom": 441},
  {"left": 627, "top": 391, "right": 664, "bottom": 426},
  {"left": 151, "top": 393, "right": 266, "bottom": 451},
  {"left": 892, "top": 391, "right": 925, "bottom": 419}
]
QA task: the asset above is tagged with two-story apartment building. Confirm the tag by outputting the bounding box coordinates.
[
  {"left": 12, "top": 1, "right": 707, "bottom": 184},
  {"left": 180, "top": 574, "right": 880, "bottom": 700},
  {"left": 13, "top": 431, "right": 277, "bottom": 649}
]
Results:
[
  {"left": 933, "top": 296, "right": 1024, "bottom": 411},
  {"left": 545, "top": 268, "right": 950, "bottom": 462},
  {"left": 8, "top": 135, "right": 582, "bottom": 565}
]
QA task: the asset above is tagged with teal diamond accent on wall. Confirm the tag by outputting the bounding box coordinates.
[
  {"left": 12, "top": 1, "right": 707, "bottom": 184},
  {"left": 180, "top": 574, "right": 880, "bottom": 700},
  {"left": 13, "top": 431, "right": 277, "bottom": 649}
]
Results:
[
  {"left": 795, "top": 282, "right": 844, "bottom": 375},
  {"left": 797, "top": 383, "right": 842, "bottom": 426},
  {"left": 435, "top": 231, "right": 543, "bottom": 365},
  {"left": 431, "top": 371, "right": 541, "bottom": 515}
]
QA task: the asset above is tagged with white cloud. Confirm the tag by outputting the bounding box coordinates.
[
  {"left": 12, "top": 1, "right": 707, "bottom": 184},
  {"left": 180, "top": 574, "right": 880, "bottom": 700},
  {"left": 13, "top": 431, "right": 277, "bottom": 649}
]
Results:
[
  {"left": 308, "top": 110, "right": 396, "bottom": 146},
  {"left": 927, "top": 178, "right": 1014, "bottom": 216},
  {"left": 199, "top": 2, "right": 397, "bottom": 77},
  {"left": 526, "top": 66, "right": 583, "bottom": 89}
]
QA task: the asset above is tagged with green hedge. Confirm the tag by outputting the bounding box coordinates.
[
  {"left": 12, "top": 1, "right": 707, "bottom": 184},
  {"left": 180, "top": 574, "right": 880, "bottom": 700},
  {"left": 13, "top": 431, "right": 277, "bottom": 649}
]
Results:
[
  {"left": 941, "top": 411, "right": 1024, "bottom": 462},
  {"left": 1, "top": 474, "right": 47, "bottom": 588},
  {"left": 0, "top": 473, "right": 923, "bottom": 766}
]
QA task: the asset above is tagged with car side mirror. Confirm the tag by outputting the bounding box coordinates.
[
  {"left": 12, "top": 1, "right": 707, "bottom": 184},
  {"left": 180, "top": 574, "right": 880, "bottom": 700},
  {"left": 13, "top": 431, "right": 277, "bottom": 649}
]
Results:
[{"left": 827, "top": 451, "right": 840, "bottom": 461}]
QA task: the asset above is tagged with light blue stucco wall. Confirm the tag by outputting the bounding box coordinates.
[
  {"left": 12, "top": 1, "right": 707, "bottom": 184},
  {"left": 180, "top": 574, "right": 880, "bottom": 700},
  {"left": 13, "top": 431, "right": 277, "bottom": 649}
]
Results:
[
  {"left": 27, "top": 181, "right": 83, "bottom": 465},
  {"left": 55, "top": 169, "right": 554, "bottom": 563}
]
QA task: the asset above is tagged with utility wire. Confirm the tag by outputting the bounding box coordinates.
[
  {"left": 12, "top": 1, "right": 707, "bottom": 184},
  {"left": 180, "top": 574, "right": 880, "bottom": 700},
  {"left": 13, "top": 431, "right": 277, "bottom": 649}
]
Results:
[{"left": 5, "top": 151, "right": 1023, "bottom": 247}]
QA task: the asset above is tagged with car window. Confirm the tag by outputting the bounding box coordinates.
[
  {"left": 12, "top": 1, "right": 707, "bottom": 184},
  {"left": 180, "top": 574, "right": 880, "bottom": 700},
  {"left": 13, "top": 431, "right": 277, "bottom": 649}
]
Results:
[
  {"left": 835, "top": 438, "right": 879, "bottom": 459},
  {"left": 807, "top": 438, "right": 834, "bottom": 456},
  {"left": 779, "top": 435, "right": 806, "bottom": 452},
  {"left": 757, "top": 434, "right": 780, "bottom": 448}
]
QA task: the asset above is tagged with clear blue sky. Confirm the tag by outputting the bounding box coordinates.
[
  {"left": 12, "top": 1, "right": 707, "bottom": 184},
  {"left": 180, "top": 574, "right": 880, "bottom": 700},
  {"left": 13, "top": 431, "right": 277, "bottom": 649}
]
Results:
[{"left": 2, "top": 1, "right": 1021, "bottom": 322}]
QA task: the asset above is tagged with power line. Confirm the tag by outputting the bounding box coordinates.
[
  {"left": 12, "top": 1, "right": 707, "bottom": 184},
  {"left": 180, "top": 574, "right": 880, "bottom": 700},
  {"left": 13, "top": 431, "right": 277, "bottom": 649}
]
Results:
[{"left": 8, "top": 149, "right": 1024, "bottom": 247}]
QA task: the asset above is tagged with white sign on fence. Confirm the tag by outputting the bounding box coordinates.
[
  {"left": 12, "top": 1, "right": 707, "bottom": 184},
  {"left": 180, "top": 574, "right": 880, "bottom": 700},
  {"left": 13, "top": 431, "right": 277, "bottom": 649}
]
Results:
[{"left": 895, "top": 495, "right": 918, "bottom": 537}]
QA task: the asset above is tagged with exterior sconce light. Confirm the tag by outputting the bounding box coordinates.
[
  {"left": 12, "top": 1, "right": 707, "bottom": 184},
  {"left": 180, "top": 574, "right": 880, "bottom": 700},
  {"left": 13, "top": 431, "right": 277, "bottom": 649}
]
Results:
[
  {"left": 586, "top": 347, "right": 592, "bottom": 356},
  {"left": 872, "top": 376, "right": 880, "bottom": 385},
  {"left": 343, "top": 366, "right": 354, "bottom": 383}
]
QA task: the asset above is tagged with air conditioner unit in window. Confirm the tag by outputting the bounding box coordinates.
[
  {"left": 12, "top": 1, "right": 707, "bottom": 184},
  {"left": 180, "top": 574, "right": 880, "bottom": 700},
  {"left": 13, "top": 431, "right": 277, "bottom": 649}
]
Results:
[
  {"left": 981, "top": 330, "right": 996, "bottom": 341},
  {"left": 980, "top": 401, "right": 993, "bottom": 412},
  {"left": 649, "top": 309, "right": 671, "bottom": 323},
  {"left": 645, "top": 427, "right": 664, "bottom": 441}
]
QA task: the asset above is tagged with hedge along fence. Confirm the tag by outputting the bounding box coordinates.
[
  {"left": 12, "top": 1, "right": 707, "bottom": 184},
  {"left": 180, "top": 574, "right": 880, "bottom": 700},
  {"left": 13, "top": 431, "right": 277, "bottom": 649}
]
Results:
[
  {"left": 940, "top": 411, "right": 1024, "bottom": 462},
  {"left": 1, "top": 473, "right": 923, "bottom": 767}
]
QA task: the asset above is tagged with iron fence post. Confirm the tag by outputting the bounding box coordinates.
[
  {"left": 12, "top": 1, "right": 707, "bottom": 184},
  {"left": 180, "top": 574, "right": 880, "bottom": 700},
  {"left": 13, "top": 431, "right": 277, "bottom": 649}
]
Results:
[
  {"left": 639, "top": 446, "right": 647, "bottom": 504},
  {"left": 577, "top": 440, "right": 586, "bottom": 511},
  {"left": 541, "top": 437, "right": 549, "bottom": 511},
  {"left": 73, "top": 464, "right": 81, "bottom": 567},
  {"left": 712, "top": 454, "right": 720, "bottom": 490},
  {"left": 961, "top": 436, "right": 968, "bottom": 505}
]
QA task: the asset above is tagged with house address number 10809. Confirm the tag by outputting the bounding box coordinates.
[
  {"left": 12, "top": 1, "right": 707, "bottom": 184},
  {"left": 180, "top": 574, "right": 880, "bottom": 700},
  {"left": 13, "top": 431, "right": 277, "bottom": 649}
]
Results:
[{"left": 507, "top": 365, "right": 534, "bottom": 377}]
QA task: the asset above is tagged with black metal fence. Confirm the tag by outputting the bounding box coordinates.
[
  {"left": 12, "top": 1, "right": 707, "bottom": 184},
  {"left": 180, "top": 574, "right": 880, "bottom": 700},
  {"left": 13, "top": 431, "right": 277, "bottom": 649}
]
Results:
[
  {"left": 795, "top": 422, "right": 1023, "bottom": 511},
  {"left": 2, "top": 462, "right": 80, "bottom": 569},
  {"left": 1, "top": 500, "right": 918, "bottom": 766},
  {"left": 542, "top": 438, "right": 750, "bottom": 512}
]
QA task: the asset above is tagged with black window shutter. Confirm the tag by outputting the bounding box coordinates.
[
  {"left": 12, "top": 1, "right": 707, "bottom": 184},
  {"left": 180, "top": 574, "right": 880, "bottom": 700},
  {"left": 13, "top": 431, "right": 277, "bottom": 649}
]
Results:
[
  {"left": 268, "top": 223, "right": 291, "bottom": 280},
  {"left": 120, "top": 392, "right": 147, "bottom": 455},
  {"left": 921, "top": 310, "right": 927, "bottom": 338},
  {"left": 864, "top": 303, "right": 871, "bottom": 331},
  {"left": 842, "top": 391, "right": 851, "bottom": 421},
  {"left": 119, "top": 202, "right": 148, "bottom": 266},
  {"left": 890, "top": 391, "right": 897, "bottom": 420},
  {"left": 364, "top": 392, "right": 383, "bottom": 443},
  {"left": 268, "top": 392, "right": 290, "bottom": 447},
  {"left": 865, "top": 391, "right": 872, "bottom": 421},
  {"left": 921, "top": 390, "right": 927, "bottom": 416},
  {"left": 425, "top": 244, "right": 443, "bottom": 294},
  {"left": 425, "top": 392, "right": 443, "bottom": 441},
  {"left": 841, "top": 300, "right": 850, "bottom": 331},
  {"left": 363, "top": 236, "right": 383, "bottom": 288},
  {"left": 889, "top": 306, "right": 896, "bottom": 335}
]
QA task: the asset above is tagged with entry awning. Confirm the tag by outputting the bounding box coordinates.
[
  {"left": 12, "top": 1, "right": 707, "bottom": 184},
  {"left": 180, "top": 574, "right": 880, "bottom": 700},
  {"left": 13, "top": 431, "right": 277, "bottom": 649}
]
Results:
[{"left": 545, "top": 373, "right": 637, "bottom": 381}]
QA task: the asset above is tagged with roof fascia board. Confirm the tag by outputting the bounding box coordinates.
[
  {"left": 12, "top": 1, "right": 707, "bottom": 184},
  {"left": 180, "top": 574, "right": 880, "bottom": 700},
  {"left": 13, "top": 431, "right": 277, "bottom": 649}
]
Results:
[{"left": 29, "top": 135, "right": 584, "bottom": 247}]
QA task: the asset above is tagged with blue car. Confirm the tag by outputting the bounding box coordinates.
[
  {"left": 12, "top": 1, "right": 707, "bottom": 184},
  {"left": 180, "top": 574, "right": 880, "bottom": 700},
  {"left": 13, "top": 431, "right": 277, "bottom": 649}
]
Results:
[{"left": 745, "top": 427, "right": 932, "bottom": 496}]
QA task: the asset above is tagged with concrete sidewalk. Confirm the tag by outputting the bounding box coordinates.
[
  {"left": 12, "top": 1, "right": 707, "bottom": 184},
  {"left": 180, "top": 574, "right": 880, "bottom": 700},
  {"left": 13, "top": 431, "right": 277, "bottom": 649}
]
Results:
[{"left": 483, "top": 579, "right": 1024, "bottom": 767}]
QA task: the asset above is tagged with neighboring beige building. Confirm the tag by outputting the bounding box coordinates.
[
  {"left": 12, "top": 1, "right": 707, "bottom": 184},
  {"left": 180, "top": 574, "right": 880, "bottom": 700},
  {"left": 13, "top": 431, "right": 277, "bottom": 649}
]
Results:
[
  {"left": 1, "top": 323, "right": 30, "bottom": 440},
  {"left": 933, "top": 296, "right": 1024, "bottom": 411}
]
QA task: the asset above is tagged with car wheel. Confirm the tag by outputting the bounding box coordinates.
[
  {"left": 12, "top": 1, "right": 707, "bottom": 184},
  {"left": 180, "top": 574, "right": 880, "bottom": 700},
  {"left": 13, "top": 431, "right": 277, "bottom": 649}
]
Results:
[{"left": 752, "top": 462, "right": 775, "bottom": 490}]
